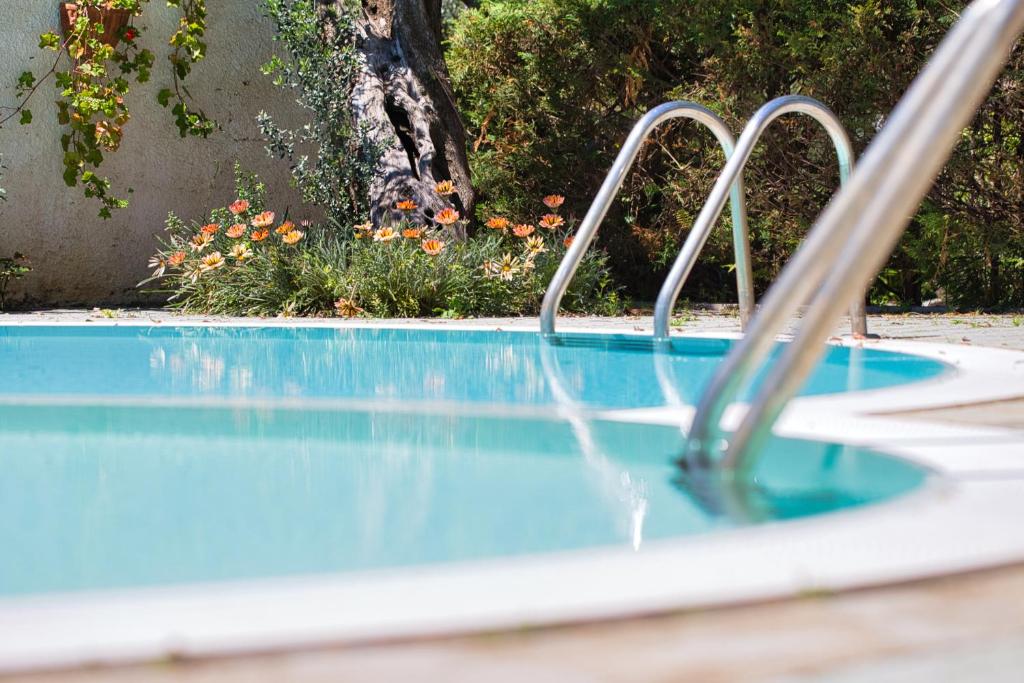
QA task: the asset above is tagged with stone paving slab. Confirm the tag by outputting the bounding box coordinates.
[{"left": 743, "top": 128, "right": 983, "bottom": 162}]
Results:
[{"left": 3, "top": 308, "right": 1023, "bottom": 350}]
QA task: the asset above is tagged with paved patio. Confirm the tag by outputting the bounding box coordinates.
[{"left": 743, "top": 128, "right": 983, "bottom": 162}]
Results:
[{"left": 3, "top": 309, "right": 1024, "bottom": 682}]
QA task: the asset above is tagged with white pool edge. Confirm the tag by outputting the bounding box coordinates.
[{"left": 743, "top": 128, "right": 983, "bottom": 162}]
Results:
[{"left": 1, "top": 320, "right": 1023, "bottom": 674}]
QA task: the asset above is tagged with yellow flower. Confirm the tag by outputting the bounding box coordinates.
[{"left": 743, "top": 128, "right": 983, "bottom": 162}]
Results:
[
  {"left": 396, "top": 199, "right": 418, "bottom": 212},
  {"left": 402, "top": 227, "right": 424, "bottom": 239},
  {"left": 525, "top": 235, "right": 547, "bottom": 255},
  {"left": 354, "top": 221, "right": 373, "bottom": 233},
  {"left": 229, "top": 199, "right": 250, "bottom": 215},
  {"left": 226, "top": 223, "right": 246, "bottom": 238},
  {"left": 486, "top": 253, "right": 521, "bottom": 281},
  {"left": 281, "top": 230, "right": 305, "bottom": 245},
  {"left": 334, "top": 297, "right": 365, "bottom": 318},
  {"left": 539, "top": 214, "right": 564, "bottom": 230},
  {"left": 230, "top": 243, "right": 253, "bottom": 262},
  {"left": 199, "top": 251, "right": 225, "bottom": 273},
  {"left": 251, "top": 211, "right": 276, "bottom": 228},
  {"left": 543, "top": 194, "right": 565, "bottom": 210},
  {"left": 276, "top": 220, "right": 295, "bottom": 235},
  {"left": 435, "top": 180, "right": 456, "bottom": 196},
  {"left": 486, "top": 216, "right": 510, "bottom": 232},
  {"left": 497, "top": 253, "right": 522, "bottom": 281},
  {"left": 512, "top": 223, "right": 535, "bottom": 238},
  {"left": 374, "top": 227, "right": 399, "bottom": 242},
  {"left": 250, "top": 229, "right": 270, "bottom": 242},
  {"left": 421, "top": 239, "right": 445, "bottom": 256},
  {"left": 190, "top": 233, "right": 213, "bottom": 252},
  {"left": 435, "top": 207, "right": 461, "bottom": 226}
]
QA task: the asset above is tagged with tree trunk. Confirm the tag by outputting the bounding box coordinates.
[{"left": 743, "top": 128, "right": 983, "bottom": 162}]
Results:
[{"left": 326, "top": 0, "right": 474, "bottom": 236}]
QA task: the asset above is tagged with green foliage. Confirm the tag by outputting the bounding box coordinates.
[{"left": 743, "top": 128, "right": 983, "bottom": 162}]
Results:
[
  {"left": 448, "top": 0, "right": 1024, "bottom": 308},
  {"left": 258, "top": 0, "right": 381, "bottom": 232},
  {"left": 0, "top": 253, "right": 31, "bottom": 311},
  {"left": 143, "top": 167, "right": 621, "bottom": 318},
  {"left": 4, "top": 0, "right": 211, "bottom": 217}
]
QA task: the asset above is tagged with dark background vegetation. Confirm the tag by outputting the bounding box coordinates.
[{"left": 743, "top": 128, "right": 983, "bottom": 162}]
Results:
[{"left": 446, "top": 0, "right": 1024, "bottom": 309}]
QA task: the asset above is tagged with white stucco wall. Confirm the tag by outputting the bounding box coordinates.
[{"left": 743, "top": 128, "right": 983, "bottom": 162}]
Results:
[{"left": 0, "top": 1, "right": 309, "bottom": 305}]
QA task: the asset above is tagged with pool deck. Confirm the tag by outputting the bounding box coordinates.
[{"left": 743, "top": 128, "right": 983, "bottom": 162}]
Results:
[{"left": 3, "top": 309, "right": 1024, "bottom": 682}]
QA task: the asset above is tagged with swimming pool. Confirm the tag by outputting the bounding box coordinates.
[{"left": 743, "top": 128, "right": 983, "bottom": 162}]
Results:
[
  {"left": 0, "top": 324, "right": 944, "bottom": 595},
  {"left": 6, "top": 322, "right": 998, "bottom": 672}
]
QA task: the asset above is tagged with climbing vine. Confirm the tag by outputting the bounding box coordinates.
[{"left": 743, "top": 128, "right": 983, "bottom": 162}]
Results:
[{"left": 1, "top": 0, "right": 212, "bottom": 217}]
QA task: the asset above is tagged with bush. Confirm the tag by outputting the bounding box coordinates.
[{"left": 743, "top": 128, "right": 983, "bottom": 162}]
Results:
[
  {"left": 448, "top": 0, "right": 1024, "bottom": 308},
  {"left": 142, "top": 167, "right": 621, "bottom": 318}
]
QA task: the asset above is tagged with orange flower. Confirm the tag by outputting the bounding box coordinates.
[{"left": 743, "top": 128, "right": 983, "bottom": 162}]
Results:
[
  {"left": 281, "top": 230, "right": 305, "bottom": 245},
  {"left": 374, "top": 227, "right": 399, "bottom": 242},
  {"left": 435, "top": 207, "right": 461, "bottom": 226},
  {"left": 167, "top": 251, "right": 187, "bottom": 267},
  {"left": 334, "top": 298, "right": 364, "bottom": 319},
  {"left": 543, "top": 194, "right": 565, "bottom": 210},
  {"left": 275, "top": 220, "right": 295, "bottom": 235},
  {"left": 200, "top": 223, "right": 220, "bottom": 235},
  {"left": 226, "top": 223, "right": 246, "bottom": 238},
  {"left": 512, "top": 223, "right": 535, "bottom": 238},
  {"left": 396, "top": 199, "right": 418, "bottom": 212},
  {"left": 228, "top": 199, "right": 250, "bottom": 215},
  {"left": 421, "top": 239, "right": 445, "bottom": 256},
  {"left": 251, "top": 211, "right": 276, "bottom": 228},
  {"left": 403, "top": 227, "right": 424, "bottom": 239},
  {"left": 563, "top": 235, "right": 575, "bottom": 248},
  {"left": 435, "top": 180, "right": 456, "bottom": 196},
  {"left": 486, "top": 216, "right": 510, "bottom": 232},
  {"left": 250, "top": 229, "right": 270, "bottom": 242},
  {"left": 539, "top": 214, "right": 565, "bottom": 230}
]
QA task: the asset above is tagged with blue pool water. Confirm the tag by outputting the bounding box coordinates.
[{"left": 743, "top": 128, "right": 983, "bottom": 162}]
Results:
[
  {"left": 0, "top": 406, "right": 926, "bottom": 597},
  {"left": 0, "top": 326, "right": 947, "bottom": 408},
  {"left": 0, "top": 326, "right": 939, "bottom": 598}
]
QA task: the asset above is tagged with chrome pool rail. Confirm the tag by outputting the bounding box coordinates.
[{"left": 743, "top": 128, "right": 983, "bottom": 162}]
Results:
[
  {"left": 653, "top": 95, "right": 866, "bottom": 339},
  {"left": 540, "top": 101, "right": 750, "bottom": 337},
  {"left": 685, "top": 0, "right": 1024, "bottom": 473}
]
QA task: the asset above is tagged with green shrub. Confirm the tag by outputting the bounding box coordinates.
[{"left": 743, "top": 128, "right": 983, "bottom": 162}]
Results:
[
  {"left": 448, "top": 0, "right": 1024, "bottom": 308},
  {"left": 142, "top": 167, "right": 621, "bottom": 318},
  {"left": 0, "top": 252, "right": 30, "bottom": 311}
]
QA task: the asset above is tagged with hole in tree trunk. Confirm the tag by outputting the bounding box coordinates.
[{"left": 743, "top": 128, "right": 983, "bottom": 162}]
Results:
[{"left": 384, "top": 97, "right": 420, "bottom": 180}]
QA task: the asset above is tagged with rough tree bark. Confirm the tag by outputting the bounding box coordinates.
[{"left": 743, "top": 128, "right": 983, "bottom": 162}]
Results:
[{"left": 321, "top": 0, "right": 474, "bottom": 236}]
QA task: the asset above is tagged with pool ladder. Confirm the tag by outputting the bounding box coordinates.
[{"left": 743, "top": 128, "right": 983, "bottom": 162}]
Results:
[
  {"left": 543, "top": 0, "right": 1024, "bottom": 474},
  {"left": 539, "top": 96, "right": 868, "bottom": 338}
]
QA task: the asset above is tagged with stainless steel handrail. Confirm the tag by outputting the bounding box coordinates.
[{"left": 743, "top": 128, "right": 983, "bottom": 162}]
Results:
[
  {"left": 685, "top": 0, "right": 1024, "bottom": 473},
  {"left": 653, "top": 95, "right": 867, "bottom": 339},
  {"left": 540, "top": 101, "right": 750, "bottom": 336}
]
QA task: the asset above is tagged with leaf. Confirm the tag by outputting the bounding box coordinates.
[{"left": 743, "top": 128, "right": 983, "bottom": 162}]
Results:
[
  {"left": 157, "top": 88, "right": 172, "bottom": 107},
  {"left": 19, "top": 110, "right": 32, "bottom": 125}
]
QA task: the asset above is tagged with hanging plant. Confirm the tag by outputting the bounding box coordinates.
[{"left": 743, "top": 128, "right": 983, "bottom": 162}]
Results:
[{"left": 0, "top": 1, "right": 213, "bottom": 218}]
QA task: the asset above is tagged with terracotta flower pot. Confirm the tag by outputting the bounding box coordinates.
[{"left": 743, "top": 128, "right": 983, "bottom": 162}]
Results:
[{"left": 59, "top": 2, "right": 132, "bottom": 48}]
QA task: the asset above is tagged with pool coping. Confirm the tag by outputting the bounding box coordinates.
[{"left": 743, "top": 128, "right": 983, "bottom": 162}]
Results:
[{"left": 1, "top": 319, "right": 1023, "bottom": 674}]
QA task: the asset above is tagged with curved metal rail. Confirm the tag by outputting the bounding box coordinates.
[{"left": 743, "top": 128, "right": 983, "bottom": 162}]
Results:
[
  {"left": 684, "top": 0, "right": 1024, "bottom": 473},
  {"left": 653, "top": 95, "right": 867, "bottom": 339},
  {"left": 540, "top": 101, "right": 750, "bottom": 337}
]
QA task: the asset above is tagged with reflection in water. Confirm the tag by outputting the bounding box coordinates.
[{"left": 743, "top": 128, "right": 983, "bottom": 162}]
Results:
[
  {"left": 0, "top": 327, "right": 947, "bottom": 409},
  {"left": 0, "top": 403, "right": 926, "bottom": 598},
  {"left": 539, "top": 340, "right": 649, "bottom": 549}
]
